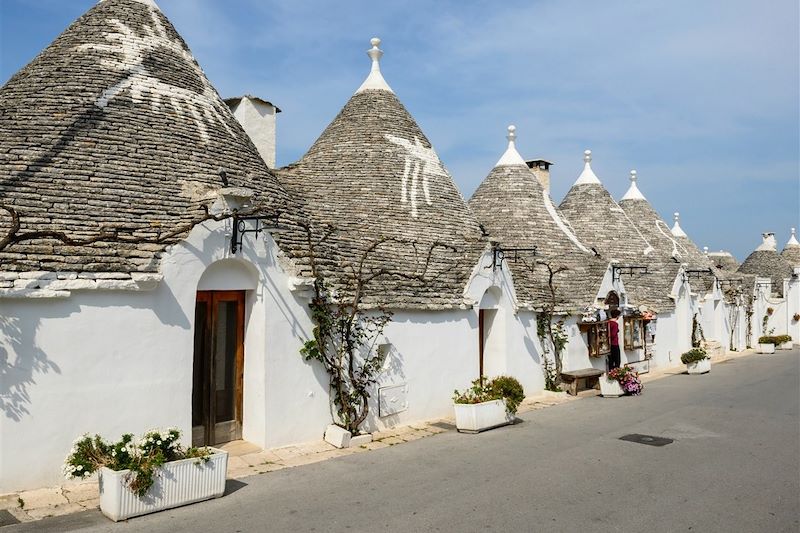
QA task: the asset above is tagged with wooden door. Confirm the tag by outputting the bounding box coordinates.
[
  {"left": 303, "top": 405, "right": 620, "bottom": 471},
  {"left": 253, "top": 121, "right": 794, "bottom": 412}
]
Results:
[{"left": 192, "top": 291, "right": 245, "bottom": 446}]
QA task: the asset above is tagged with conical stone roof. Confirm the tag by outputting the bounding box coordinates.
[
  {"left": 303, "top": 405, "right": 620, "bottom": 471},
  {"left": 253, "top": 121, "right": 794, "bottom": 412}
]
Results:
[
  {"left": 781, "top": 228, "right": 800, "bottom": 267},
  {"left": 0, "top": 0, "right": 290, "bottom": 274},
  {"left": 278, "top": 39, "right": 484, "bottom": 309},
  {"left": 618, "top": 175, "right": 718, "bottom": 298},
  {"left": 559, "top": 152, "right": 655, "bottom": 263},
  {"left": 559, "top": 152, "right": 680, "bottom": 311},
  {"left": 469, "top": 127, "right": 605, "bottom": 311},
  {"left": 708, "top": 251, "right": 739, "bottom": 271},
  {"left": 738, "top": 233, "right": 793, "bottom": 297}
]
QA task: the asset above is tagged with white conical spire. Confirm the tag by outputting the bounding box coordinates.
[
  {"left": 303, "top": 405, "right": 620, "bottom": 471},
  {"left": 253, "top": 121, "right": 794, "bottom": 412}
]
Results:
[
  {"left": 573, "top": 149, "right": 601, "bottom": 185},
  {"left": 355, "top": 37, "right": 393, "bottom": 94},
  {"left": 786, "top": 227, "right": 800, "bottom": 247},
  {"left": 756, "top": 232, "right": 777, "bottom": 251},
  {"left": 495, "top": 125, "right": 527, "bottom": 166},
  {"left": 621, "top": 169, "right": 646, "bottom": 201},
  {"left": 671, "top": 212, "right": 687, "bottom": 237}
]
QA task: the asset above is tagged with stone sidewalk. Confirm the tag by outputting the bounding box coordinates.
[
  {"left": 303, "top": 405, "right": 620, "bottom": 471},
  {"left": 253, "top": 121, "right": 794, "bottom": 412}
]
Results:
[{"left": 0, "top": 349, "right": 752, "bottom": 526}]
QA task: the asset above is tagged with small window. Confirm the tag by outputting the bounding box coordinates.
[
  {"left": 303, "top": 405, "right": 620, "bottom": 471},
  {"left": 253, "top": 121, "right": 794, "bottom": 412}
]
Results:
[
  {"left": 624, "top": 318, "right": 644, "bottom": 350},
  {"left": 376, "top": 343, "right": 391, "bottom": 370},
  {"left": 584, "top": 321, "right": 611, "bottom": 358}
]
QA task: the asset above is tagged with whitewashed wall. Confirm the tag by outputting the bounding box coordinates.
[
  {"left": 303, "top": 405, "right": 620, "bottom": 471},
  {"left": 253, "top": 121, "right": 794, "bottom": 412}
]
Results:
[
  {"left": 786, "top": 272, "right": 800, "bottom": 344},
  {"left": 0, "top": 219, "right": 327, "bottom": 492},
  {"left": 0, "top": 229, "right": 531, "bottom": 492}
]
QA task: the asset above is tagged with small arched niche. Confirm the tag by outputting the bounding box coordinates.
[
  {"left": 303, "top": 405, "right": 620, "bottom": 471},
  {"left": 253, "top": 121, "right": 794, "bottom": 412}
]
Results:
[
  {"left": 197, "top": 259, "right": 259, "bottom": 291},
  {"left": 605, "top": 290, "right": 620, "bottom": 310},
  {"left": 479, "top": 286, "right": 503, "bottom": 310}
]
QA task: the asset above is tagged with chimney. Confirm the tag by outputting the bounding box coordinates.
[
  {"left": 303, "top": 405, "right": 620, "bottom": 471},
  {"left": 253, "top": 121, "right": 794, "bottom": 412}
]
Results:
[
  {"left": 756, "top": 232, "right": 777, "bottom": 252},
  {"left": 525, "top": 158, "right": 553, "bottom": 192},
  {"left": 225, "top": 95, "right": 280, "bottom": 168}
]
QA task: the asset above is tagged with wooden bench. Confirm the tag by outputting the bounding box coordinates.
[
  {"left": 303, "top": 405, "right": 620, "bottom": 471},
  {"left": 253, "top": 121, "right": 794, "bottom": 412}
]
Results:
[{"left": 560, "top": 368, "right": 603, "bottom": 396}]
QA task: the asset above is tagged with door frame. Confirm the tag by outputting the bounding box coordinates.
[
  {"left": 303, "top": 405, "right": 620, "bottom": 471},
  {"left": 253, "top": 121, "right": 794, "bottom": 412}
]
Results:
[{"left": 193, "top": 290, "right": 245, "bottom": 446}]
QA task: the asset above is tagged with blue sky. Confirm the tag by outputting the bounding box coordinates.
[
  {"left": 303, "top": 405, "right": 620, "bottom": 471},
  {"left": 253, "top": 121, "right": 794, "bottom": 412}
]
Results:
[{"left": 1, "top": 0, "right": 798, "bottom": 260}]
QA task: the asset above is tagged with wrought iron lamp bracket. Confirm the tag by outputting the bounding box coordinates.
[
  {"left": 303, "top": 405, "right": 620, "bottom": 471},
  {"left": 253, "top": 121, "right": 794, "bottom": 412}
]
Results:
[
  {"left": 612, "top": 265, "right": 649, "bottom": 282},
  {"left": 490, "top": 244, "right": 537, "bottom": 271},
  {"left": 230, "top": 213, "right": 282, "bottom": 254}
]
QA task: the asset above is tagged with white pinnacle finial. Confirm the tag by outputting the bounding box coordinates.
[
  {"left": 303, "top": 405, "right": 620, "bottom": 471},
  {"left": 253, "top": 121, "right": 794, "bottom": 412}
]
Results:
[
  {"left": 574, "top": 149, "right": 600, "bottom": 185},
  {"left": 495, "top": 124, "right": 526, "bottom": 166},
  {"left": 507, "top": 125, "right": 517, "bottom": 142},
  {"left": 356, "top": 37, "right": 393, "bottom": 94},
  {"left": 621, "top": 168, "right": 646, "bottom": 201},
  {"left": 787, "top": 227, "right": 800, "bottom": 247},
  {"left": 671, "top": 212, "right": 687, "bottom": 237},
  {"left": 703, "top": 246, "right": 708, "bottom": 255}
]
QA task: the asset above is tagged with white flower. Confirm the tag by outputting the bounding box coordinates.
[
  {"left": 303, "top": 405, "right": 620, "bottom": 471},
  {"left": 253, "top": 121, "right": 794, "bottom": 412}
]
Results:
[
  {"left": 76, "top": 465, "right": 83, "bottom": 471},
  {"left": 157, "top": 440, "right": 162, "bottom": 445},
  {"left": 111, "top": 450, "right": 116, "bottom": 457}
]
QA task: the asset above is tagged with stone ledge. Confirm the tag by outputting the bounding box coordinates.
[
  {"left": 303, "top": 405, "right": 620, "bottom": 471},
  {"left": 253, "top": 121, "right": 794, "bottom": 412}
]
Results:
[{"left": 0, "top": 272, "right": 164, "bottom": 298}]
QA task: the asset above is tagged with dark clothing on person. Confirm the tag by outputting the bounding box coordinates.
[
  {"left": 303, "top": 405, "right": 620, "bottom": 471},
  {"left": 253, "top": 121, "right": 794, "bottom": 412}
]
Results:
[
  {"left": 608, "top": 319, "right": 620, "bottom": 370},
  {"left": 609, "top": 344, "right": 621, "bottom": 370}
]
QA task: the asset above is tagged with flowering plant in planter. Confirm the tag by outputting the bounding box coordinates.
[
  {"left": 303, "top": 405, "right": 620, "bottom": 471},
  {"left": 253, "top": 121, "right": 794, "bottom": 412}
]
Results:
[
  {"left": 453, "top": 375, "right": 525, "bottom": 415},
  {"left": 793, "top": 313, "right": 800, "bottom": 322},
  {"left": 607, "top": 365, "right": 643, "bottom": 395},
  {"left": 63, "top": 428, "right": 211, "bottom": 497}
]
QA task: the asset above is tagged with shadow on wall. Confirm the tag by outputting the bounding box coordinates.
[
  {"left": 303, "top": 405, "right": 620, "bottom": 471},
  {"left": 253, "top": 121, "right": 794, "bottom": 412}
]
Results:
[
  {"left": 0, "top": 303, "right": 74, "bottom": 421},
  {"left": 364, "top": 340, "right": 407, "bottom": 432}
]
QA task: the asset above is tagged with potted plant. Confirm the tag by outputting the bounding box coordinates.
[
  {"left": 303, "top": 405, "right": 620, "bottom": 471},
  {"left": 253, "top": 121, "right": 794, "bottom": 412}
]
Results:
[
  {"left": 453, "top": 375, "right": 524, "bottom": 433},
  {"left": 603, "top": 365, "right": 643, "bottom": 397},
  {"left": 681, "top": 347, "right": 710, "bottom": 374},
  {"left": 775, "top": 334, "right": 793, "bottom": 350},
  {"left": 757, "top": 336, "right": 776, "bottom": 354},
  {"left": 599, "top": 372, "right": 624, "bottom": 397},
  {"left": 63, "top": 428, "right": 226, "bottom": 522}
]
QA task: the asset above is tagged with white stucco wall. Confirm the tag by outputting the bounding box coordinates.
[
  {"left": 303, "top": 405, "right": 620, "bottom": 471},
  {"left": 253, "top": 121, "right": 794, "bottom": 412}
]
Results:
[
  {"left": 1, "top": 228, "right": 545, "bottom": 492},
  {"left": 0, "top": 219, "right": 326, "bottom": 492},
  {"left": 786, "top": 273, "right": 800, "bottom": 344},
  {"left": 460, "top": 250, "right": 545, "bottom": 396}
]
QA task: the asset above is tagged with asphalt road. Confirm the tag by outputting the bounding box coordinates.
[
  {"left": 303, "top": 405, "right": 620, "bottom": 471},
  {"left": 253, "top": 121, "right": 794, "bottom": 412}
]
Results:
[{"left": 9, "top": 350, "right": 800, "bottom": 533}]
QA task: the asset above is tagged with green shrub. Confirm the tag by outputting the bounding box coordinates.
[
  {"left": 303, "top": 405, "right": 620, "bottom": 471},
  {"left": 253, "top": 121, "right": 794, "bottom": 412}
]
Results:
[
  {"left": 488, "top": 375, "right": 525, "bottom": 415},
  {"left": 453, "top": 375, "right": 525, "bottom": 415},
  {"left": 774, "top": 334, "right": 792, "bottom": 345},
  {"left": 680, "top": 347, "right": 708, "bottom": 364}
]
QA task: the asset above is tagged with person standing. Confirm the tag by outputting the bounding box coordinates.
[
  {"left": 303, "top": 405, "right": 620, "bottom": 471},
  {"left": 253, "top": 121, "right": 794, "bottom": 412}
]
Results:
[{"left": 608, "top": 309, "right": 621, "bottom": 370}]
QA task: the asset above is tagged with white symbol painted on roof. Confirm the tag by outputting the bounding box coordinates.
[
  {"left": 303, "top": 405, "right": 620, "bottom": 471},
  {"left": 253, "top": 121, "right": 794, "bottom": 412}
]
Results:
[
  {"left": 655, "top": 219, "right": 687, "bottom": 259},
  {"left": 77, "top": 4, "right": 233, "bottom": 143},
  {"left": 385, "top": 135, "right": 448, "bottom": 218}
]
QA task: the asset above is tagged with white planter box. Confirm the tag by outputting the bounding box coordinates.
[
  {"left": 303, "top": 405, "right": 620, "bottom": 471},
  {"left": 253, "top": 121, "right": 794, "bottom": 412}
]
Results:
[
  {"left": 599, "top": 374, "right": 624, "bottom": 397},
  {"left": 778, "top": 342, "right": 793, "bottom": 350},
  {"left": 686, "top": 358, "right": 711, "bottom": 374},
  {"left": 757, "top": 343, "right": 775, "bottom": 354},
  {"left": 453, "top": 399, "right": 511, "bottom": 433},
  {"left": 99, "top": 448, "right": 228, "bottom": 522}
]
